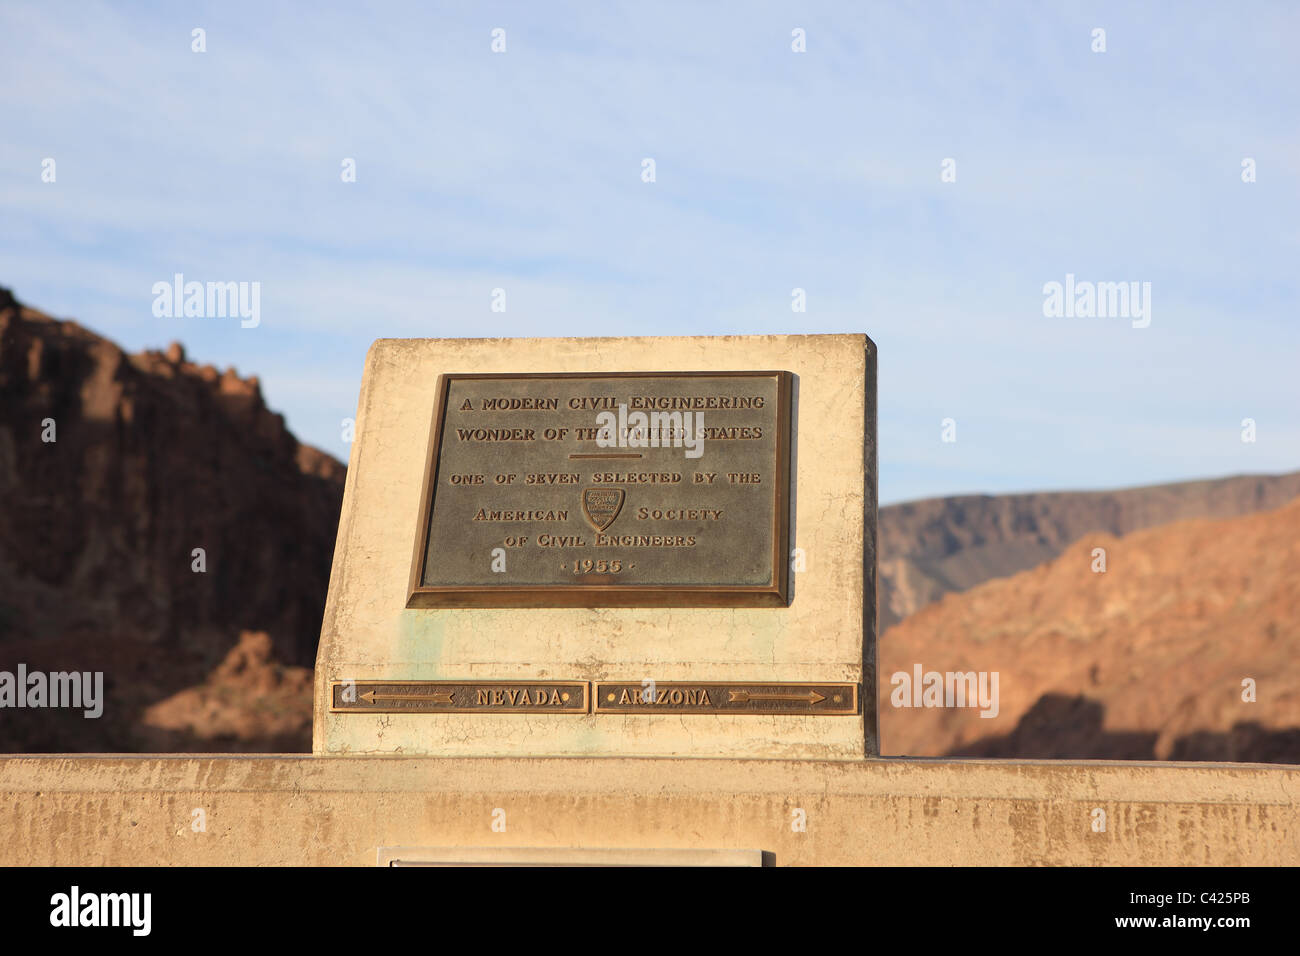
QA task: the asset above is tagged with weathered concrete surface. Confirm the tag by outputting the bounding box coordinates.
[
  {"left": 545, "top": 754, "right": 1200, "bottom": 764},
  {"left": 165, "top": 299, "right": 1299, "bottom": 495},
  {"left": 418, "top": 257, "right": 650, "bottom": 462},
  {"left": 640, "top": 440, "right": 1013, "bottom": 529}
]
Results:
[
  {"left": 0, "top": 756, "right": 1294, "bottom": 865},
  {"left": 317, "top": 334, "right": 878, "bottom": 758}
]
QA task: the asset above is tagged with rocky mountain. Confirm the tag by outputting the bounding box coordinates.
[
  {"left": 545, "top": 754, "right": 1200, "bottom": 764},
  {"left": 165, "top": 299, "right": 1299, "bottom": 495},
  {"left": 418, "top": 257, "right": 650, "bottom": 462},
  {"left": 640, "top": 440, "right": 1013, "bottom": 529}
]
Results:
[
  {"left": 137, "top": 630, "right": 313, "bottom": 752},
  {"left": 880, "top": 498, "right": 1300, "bottom": 762},
  {"left": 878, "top": 471, "right": 1300, "bottom": 633},
  {"left": 0, "top": 287, "right": 341, "bottom": 751}
]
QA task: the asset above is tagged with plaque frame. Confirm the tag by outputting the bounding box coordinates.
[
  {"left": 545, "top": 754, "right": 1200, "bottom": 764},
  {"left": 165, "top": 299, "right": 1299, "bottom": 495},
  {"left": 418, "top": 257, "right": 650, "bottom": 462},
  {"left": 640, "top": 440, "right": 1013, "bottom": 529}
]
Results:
[{"left": 406, "top": 370, "right": 793, "bottom": 608}]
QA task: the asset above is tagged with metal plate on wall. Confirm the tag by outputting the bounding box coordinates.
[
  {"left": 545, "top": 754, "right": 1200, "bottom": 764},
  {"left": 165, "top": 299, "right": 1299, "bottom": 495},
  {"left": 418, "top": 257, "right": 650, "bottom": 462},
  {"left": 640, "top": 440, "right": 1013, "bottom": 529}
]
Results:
[
  {"left": 407, "top": 371, "right": 792, "bottom": 607},
  {"left": 593, "top": 681, "right": 859, "bottom": 716},
  {"left": 329, "top": 680, "right": 589, "bottom": 714}
]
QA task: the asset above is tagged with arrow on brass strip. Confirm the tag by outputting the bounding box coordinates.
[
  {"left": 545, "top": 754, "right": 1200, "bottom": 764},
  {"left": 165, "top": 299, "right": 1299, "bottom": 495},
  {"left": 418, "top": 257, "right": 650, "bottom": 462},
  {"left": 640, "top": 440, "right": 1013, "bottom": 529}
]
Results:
[
  {"left": 360, "top": 690, "right": 454, "bottom": 704},
  {"left": 728, "top": 689, "right": 826, "bottom": 705}
]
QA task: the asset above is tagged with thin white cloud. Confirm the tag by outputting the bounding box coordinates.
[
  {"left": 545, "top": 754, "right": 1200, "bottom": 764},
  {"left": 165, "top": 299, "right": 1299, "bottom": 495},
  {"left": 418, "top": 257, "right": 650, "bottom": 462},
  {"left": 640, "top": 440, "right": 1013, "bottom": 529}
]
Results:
[{"left": 0, "top": 1, "right": 1296, "bottom": 504}]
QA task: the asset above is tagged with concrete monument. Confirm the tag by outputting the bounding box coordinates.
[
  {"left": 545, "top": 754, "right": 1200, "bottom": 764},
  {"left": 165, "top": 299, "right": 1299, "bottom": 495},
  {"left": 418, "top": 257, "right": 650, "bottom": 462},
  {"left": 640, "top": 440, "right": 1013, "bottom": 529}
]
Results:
[{"left": 313, "top": 333, "right": 878, "bottom": 758}]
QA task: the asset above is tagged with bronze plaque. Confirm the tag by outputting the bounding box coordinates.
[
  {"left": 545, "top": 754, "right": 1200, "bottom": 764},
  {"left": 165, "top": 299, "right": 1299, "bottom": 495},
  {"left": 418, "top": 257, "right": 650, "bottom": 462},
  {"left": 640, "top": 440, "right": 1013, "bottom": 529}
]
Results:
[
  {"left": 593, "top": 681, "right": 859, "bottom": 715},
  {"left": 407, "top": 371, "right": 792, "bottom": 607},
  {"left": 329, "top": 680, "right": 589, "bottom": 714}
]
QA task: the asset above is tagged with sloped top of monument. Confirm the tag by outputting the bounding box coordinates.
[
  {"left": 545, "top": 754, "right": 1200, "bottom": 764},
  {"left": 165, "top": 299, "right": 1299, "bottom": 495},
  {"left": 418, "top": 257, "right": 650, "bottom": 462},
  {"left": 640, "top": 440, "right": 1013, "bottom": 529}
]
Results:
[{"left": 365, "top": 333, "right": 876, "bottom": 372}]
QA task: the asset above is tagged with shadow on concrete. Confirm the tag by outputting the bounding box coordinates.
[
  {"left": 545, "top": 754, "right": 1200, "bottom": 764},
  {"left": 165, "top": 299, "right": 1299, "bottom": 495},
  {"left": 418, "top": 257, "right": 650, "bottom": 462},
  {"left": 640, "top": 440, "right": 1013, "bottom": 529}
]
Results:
[{"left": 944, "top": 693, "right": 1300, "bottom": 764}]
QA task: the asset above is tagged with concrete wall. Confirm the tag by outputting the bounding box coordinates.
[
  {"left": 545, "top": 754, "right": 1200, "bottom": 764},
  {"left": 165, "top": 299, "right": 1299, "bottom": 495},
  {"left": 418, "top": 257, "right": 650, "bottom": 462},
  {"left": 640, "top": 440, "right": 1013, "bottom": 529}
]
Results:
[{"left": 1, "top": 756, "right": 1295, "bottom": 865}]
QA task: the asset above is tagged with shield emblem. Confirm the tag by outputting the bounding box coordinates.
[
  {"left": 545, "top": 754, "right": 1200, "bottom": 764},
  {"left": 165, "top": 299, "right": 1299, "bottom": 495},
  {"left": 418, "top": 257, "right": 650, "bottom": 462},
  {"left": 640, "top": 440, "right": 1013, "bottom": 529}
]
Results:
[{"left": 581, "top": 487, "right": 625, "bottom": 532}]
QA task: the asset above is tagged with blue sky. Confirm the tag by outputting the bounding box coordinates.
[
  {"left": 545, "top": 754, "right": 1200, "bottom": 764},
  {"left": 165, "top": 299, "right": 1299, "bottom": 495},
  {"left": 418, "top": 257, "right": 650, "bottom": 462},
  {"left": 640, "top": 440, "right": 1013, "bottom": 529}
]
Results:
[{"left": 2, "top": 1, "right": 1296, "bottom": 505}]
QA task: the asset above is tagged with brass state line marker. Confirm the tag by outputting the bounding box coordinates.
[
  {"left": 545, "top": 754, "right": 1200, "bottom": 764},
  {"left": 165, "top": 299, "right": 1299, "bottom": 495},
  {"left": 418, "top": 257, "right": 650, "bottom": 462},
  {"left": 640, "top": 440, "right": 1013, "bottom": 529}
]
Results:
[
  {"left": 360, "top": 690, "right": 454, "bottom": 704},
  {"left": 333, "top": 681, "right": 591, "bottom": 714},
  {"left": 728, "top": 689, "right": 826, "bottom": 705},
  {"left": 591, "top": 681, "right": 857, "bottom": 715}
]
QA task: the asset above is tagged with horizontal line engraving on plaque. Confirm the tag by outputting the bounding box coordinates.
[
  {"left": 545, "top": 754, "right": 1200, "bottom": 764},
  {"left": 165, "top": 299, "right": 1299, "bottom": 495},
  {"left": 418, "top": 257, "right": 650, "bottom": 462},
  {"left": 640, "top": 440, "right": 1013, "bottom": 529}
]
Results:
[
  {"left": 407, "top": 371, "right": 793, "bottom": 608},
  {"left": 330, "top": 681, "right": 590, "bottom": 714},
  {"left": 593, "top": 682, "right": 859, "bottom": 716}
]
